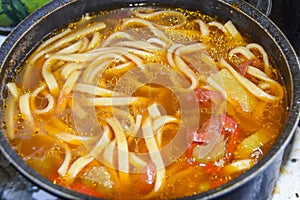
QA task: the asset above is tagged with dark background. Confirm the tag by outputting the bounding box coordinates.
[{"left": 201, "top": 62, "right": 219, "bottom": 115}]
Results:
[{"left": 270, "top": 0, "right": 300, "bottom": 55}]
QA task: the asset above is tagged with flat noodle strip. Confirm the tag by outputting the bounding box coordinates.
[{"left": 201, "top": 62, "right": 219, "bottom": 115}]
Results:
[
  {"left": 35, "top": 28, "right": 72, "bottom": 52},
  {"left": 58, "top": 144, "right": 72, "bottom": 176},
  {"left": 134, "top": 10, "right": 187, "bottom": 29},
  {"left": 30, "top": 83, "right": 53, "bottom": 114},
  {"left": 86, "top": 97, "right": 141, "bottom": 106},
  {"left": 124, "top": 52, "right": 144, "bottom": 67},
  {"left": 129, "top": 153, "right": 148, "bottom": 168},
  {"left": 79, "top": 37, "right": 89, "bottom": 52},
  {"left": 153, "top": 116, "right": 180, "bottom": 148},
  {"left": 42, "top": 54, "right": 91, "bottom": 96},
  {"left": 5, "top": 96, "right": 16, "bottom": 139},
  {"left": 82, "top": 53, "right": 124, "bottom": 83},
  {"left": 194, "top": 19, "right": 209, "bottom": 37},
  {"left": 205, "top": 76, "right": 227, "bottom": 97},
  {"left": 42, "top": 61, "right": 59, "bottom": 96},
  {"left": 66, "top": 154, "right": 94, "bottom": 183},
  {"left": 247, "top": 66, "right": 275, "bottom": 83},
  {"left": 89, "top": 126, "right": 112, "bottom": 156},
  {"left": 92, "top": 46, "right": 153, "bottom": 58},
  {"left": 146, "top": 38, "right": 167, "bottom": 48},
  {"left": 174, "top": 44, "right": 201, "bottom": 89},
  {"left": 121, "top": 18, "right": 171, "bottom": 43},
  {"left": 31, "top": 84, "right": 46, "bottom": 98},
  {"left": 29, "top": 23, "right": 106, "bottom": 64},
  {"left": 167, "top": 44, "right": 183, "bottom": 67},
  {"left": 148, "top": 102, "right": 162, "bottom": 119},
  {"left": 74, "top": 83, "right": 119, "bottom": 96},
  {"left": 107, "top": 118, "right": 129, "bottom": 180},
  {"left": 220, "top": 59, "right": 282, "bottom": 101},
  {"left": 102, "top": 140, "right": 117, "bottom": 167},
  {"left": 87, "top": 32, "right": 101, "bottom": 50},
  {"left": 142, "top": 117, "right": 166, "bottom": 198},
  {"left": 87, "top": 61, "right": 113, "bottom": 83},
  {"left": 246, "top": 43, "right": 270, "bottom": 68},
  {"left": 66, "top": 126, "right": 111, "bottom": 183},
  {"left": 108, "top": 62, "right": 135, "bottom": 74},
  {"left": 153, "top": 115, "right": 179, "bottom": 132},
  {"left": 34, "top": 94, "right": 55, "bottom": 114},
  {"left": 28, "top": 28, "right": 72, "bottom": 64},
  {"left": 19, "top": 93, "right": 33, "bottom": 122},
  {"left": 101, "top": 31, "right": 134, "bottom": 47},
  {"left": 61, "top": 63, "right": 84, "bottom": 78},
  {"left": 57, "top": 39, "right": 83, "bottom": 54},
  {"left": 178, "top": 43, "right": 206, "bottom": 54},
  {"left": 208, "top": 21, "right": 227, "bottom": 33},
  {"left": 247, "top": 66, "right": 284, "bottom": 99},
  {"left": 229, "top": 46, "right": 255, "bottom": 59},
  {"left": 7, "top": 83, "right": 20, "bottom": 99},
  {"left": 224, "top": 20, "right": 243, "bottom": 41},
  {"left": 61, "top": 70, "right": 81, "bottom": 95},
  {"left": 113, "top": 41, "right": 161, "bottom": 52},
  {"left": 128, "top": 114, "right": 143, "bottom": 142},
  {"left": 54, "top": 132, "right": 97, "bottom": 145}
]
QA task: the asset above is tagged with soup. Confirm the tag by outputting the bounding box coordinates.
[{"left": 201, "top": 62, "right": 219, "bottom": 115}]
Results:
[{"left": 2, "top": 7, "right": 286, "bottom": 199}]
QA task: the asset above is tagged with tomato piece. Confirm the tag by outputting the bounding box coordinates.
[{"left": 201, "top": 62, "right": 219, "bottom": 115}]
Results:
[
  {"left": 185, "top": 143, "right": 201, "bottom": 165},
  {"left": 210, "top": 177, "right": 228, "bottom": 188},
  {"left": 186, "top": 115, "right": 241, "bottom": 165},
  {"left": 203, "top": 162, "right": 218, "bottom": 174},
  {"left": 192, "top": 115, "right": 222, "bottom": 143},
  {"left": 222, "top": 115, "right": 241, "bottom": 161},
  {"left": 71, "top": 182, "right": 105, "bottom": 198},
  {"left": 189, "top": 88, "right": 224, "bottom": 108},
  {"left": 236, "top": 58, "right": 264, "bottom": 75},
  {"left": 136, "top": 164, "right": 156, "bottom": 194}
]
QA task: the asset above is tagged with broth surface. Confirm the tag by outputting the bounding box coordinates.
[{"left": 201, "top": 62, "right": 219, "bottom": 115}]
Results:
[{"left": 3, "top": 7, "right": 287, "bottom": 199}]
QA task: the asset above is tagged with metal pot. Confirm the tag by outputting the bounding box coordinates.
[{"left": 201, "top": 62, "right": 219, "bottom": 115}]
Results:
[{"left": 0, "top": 0, "right": 299, "bottom": 199}]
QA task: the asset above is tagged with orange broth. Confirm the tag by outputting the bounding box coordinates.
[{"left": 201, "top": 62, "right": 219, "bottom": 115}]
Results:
[{"left": 3, "top": 7, "right": 287, "bottom": 199}]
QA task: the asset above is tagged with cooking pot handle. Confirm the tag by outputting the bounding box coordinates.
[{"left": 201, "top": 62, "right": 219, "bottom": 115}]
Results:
[{"left": 245, "top": 0, "right": 272, "bottom": 16}]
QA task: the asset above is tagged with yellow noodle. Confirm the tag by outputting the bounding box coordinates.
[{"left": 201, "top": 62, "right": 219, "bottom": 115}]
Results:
[
  {"left": 19, "top": 93, "right": 33, "bottom": 122},
  {"left": 208, "top": 21, "right": 227, "bottom": 33},
  {"left": 229, "top": 46, "right": 255, "bottom": 59},
  {"left": 6, "top": 83, "right": 20, "bottom": 99},
  {"left": 246, "top": 43, "right": 270, "bottom": 69},
  {"left": 87, "top": 32, "right": 101, "bottom": 50},
  {"left": 194, "top": 19, "right": 209, "bottom": 37},
  {"left": 142, "top": 117, "right": 166, "bottom": 197},
  {"left": 5, "top": 96, "right": 16, "bottom": 139},
  {"left": 58, "top": 144, "right": 72, "bottom": 176},
  {"left": 61, "top": 63, "right": 84, "bottom": 78},
  {"left": 134, "top": 10, "right": 187, "bottom": 29},
  {"left": 121, "top": 18, "right": 171, "bottom": 43},
  {"left": 56, "top": 39, "right": 83, "bottom": 54},
  {"left": 221, "top": 59, "right": 281, "bottom": 101},
  {"left": 224, "top": 20, "right": 243, "bottom": 41},
  {"left": 101, "top": 31, "right": 134, "bottom": 47},
  {"left": 107, "top": 118, "right": 129, "bottom": 180}
]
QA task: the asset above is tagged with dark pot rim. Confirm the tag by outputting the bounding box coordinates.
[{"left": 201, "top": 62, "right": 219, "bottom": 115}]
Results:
[{"left": 0, "top": 0, "right": 300, "bottom": 199}]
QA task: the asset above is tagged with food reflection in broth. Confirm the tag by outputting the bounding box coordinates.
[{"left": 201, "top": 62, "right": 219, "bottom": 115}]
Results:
[{"left": 3, "top": 7, "right": 287, "bottom": 199}]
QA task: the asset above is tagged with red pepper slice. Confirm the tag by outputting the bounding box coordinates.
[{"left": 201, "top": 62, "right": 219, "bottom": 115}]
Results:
[
  {"left": 136, "top": 164, "right": 156, "bottom": 194},
  {"left": 71, "top": 182, "right": 105, "bottom": 198},
  {"left": 186, "top": 115, "right": 241, "bottom": 166},
  {"left": 236, "top": 58, "right": 264, "bottom": 75},
  {"left": 188, "top": 88, "right": 224, "bottom": 108}
]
